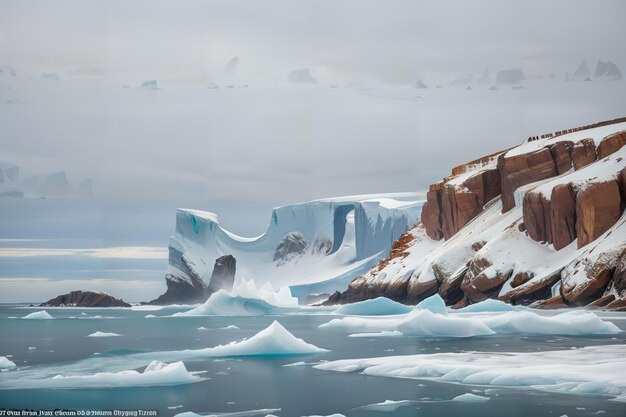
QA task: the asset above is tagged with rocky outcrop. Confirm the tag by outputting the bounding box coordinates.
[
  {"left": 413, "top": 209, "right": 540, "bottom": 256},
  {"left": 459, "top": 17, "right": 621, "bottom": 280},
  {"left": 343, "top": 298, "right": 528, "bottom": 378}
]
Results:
[
  {"left": 149, "top": 273, "right": 207, "bottom": 305},
  {"left": 499, "top": 148, "right": 558, "bottom": 213},
  {"left": 424, "top": 168, "right": 501, "bottom": 240},
  {"left": 207, "top": 255, "right": 237, "bottom": 293},
  {"left": 461, "top": 257, "right": 512, "bottom": 303},
  {"left": 572, "top": 138, "right": 597, "bottom": 170},
  {"left": 41, "top": 291, "right": 130, "bottom": 307},
  {"left": 151, "top": 251, "right": 237, "bottom": 305},
  {"left": 549, "top": 184, "right": 577, "bottom": 250},
  {"left": 327, "top": 119, "right": 626, "bottom": 310},
  {"left": 274, "top": 232, "right": 308, "bottom": 266},
  {"left": 422, "top": 183, "right": 444, "bottom": 240},
  {"left": 575, "top": 180, "right": 622, "bottom": 247},
  {"left": 500, "top": 270, "right": 561, "bottom": 306},
  {"left": 562, "top": 260, "right": 615, "bottom": 307},
  {"left": 597, "top": 130, "right": 626, "bottom": 158},
  {"left": 522, "top": 191, "right": 551, "bottom": 243},
  {"left": 549, "top": 141, "right": 574, "bottom": 174}
]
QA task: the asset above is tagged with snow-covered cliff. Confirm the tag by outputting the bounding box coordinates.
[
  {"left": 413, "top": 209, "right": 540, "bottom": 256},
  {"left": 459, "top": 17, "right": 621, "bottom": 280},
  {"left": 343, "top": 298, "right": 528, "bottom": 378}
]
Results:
[{"left": 329, "top": 118, "right": 626, "bottom": 310}]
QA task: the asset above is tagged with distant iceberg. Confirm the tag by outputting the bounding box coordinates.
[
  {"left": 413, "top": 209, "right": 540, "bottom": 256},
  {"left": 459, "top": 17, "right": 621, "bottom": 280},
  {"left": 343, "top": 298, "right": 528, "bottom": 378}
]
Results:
[
  {"left": 140, "top": 80, "right": 159, "bottom": 90},
  {"left": 287, "top": 68, "right": 317, "bottom": 84},
  {"left": 495, "top": 69, "right": 525, "bottom": 85},
  {"left": 594, "top": 60, "right": 622, "bottom": 80}
]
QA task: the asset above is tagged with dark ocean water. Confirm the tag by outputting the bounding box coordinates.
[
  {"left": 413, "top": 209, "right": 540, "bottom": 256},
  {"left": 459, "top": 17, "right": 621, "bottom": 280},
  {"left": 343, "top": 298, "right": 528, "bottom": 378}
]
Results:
[{"left": 1, "top": 306, "right": 626, "bottom": 417}]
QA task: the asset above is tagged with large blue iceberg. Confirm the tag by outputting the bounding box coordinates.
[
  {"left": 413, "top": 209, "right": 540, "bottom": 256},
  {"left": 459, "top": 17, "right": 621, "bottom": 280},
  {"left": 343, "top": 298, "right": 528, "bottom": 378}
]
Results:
[{"left": 166, "top": 193, "right": 422, "bottom": 302}]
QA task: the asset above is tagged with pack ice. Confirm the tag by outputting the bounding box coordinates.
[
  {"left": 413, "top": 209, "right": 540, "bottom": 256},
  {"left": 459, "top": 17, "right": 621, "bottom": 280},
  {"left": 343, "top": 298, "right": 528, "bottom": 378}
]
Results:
[
  {"left": 315, "top": 345, "right": 626, "bottom": 401},
  {"left": 321, "top": 297, "right": 619, "bottom": 337}
]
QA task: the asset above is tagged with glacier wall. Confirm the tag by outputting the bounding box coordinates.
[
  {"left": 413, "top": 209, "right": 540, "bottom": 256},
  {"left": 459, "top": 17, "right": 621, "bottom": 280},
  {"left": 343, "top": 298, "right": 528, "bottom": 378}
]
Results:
[{"left": 166, "top": 194, "right": 422, "bottom": 301}]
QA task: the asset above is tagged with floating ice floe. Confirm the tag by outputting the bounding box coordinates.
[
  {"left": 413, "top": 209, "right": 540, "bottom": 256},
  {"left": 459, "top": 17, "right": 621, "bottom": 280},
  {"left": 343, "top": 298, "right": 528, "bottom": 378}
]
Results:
[
  {"left": 174, "top": 279, "right": 299, "bottom": 316},
  {"left": 348, "top": 331, "right": 402, "bottom": 338},
  {"left": 221, "top": 325, "right": 240, "bottom": 330},
  {"left": 21, "top": 311, "right": 54, "bottom": 320},
  {"left": 107, "top": 321, "right": 328, "bottom": 364},
  {"left": 478, "top": 310, "right": 620, "bottom": 336},
  {"left": 88, "top": 331, "right": 122, "bottom": 337},
  {"left": 458, "top": 299, "right": 514, "bottom": 313},
  {"left": 315, "top": 344, "right": 626, "bottom": 401},
  {"left": 5, "top": 361, "right": 201, "bottom": 389},
  {"left": 356, "top": 399, "right": 416, "bottom": 411},
  {"left": 335, "top": 297, "right": 412, "bottom": 316},
  {"left": 168, "top": 321, "right": 327, "bottom": 357},
  {"left": 0, "top": 356, "right": 16, "bottom": 369},
  {"left": 415, "top": 294, "right": 448, "bottom": 315},
  {"left": 321, "top": 309, "right": 494, "bottom": 338},
  {"left": 452, "top": 393, "right": 490, "bottom": 403},
  {"left": 320, "top": 309, "right": 619, "bottom": 337},
  {"left": 302, "top": 415, "right": 345, "bottom": 417}
]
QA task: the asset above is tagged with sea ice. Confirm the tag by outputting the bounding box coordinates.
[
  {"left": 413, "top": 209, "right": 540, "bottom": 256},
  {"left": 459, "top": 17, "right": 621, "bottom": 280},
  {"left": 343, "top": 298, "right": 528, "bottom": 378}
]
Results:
[
  {"left": 348, "top": 331, "right": 402, "bottom": 338},
  {"left": 5, "top": 361, "right": 201, "bottom": 389},
  {"left": 452, "top": 393, "right": 490, "bottom": 402},
  {"left": 357, "top": 399, "right": 416, "bottom": 411},
  {"left": 21, "top": 311, "right": 54, "bottom": 320},
  {"left": 221, "top": 325, "right": 240, "bottom": 330},
  {"left": 181, "top": 321, "right": 327, "bottom": 357},
  {"left": 415, "top": 294, "right": 448, "bottom": 315},
  {"left": 124, "top": 321, "right": 328, "bottom": 363},
  {"left": 478, "top": 311, "right": 620, "bottom": 335},
  {"left": 459, "top": 299, "right": 514, "bottom": 313},
  {"left": 88, "top": 331, "right": 122, "bottom": 337},
  {"left": 320, "top": 309, "right": 619, "bottom": 337},
  {"left": 320, "top": 309, "right": 495, "bottom": 338},
  {"left": 315, "top": 345, "right": 626, "bottom": 401},
  {"left": 0, "top": 356, "right": 16, "bottom": 369},
  {"left": 335, "top": 297, "right": 412, "bottom": 315}
]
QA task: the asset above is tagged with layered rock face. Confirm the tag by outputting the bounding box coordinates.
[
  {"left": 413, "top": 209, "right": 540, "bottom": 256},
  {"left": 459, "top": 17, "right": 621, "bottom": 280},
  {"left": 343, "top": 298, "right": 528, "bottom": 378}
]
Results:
[
  {"left": 150, "top": 252, "right": 237, "bottom": 305},
  {"left": 273, "top": 232, "right": 308, "bottom": 266},
  {"left": 41, "top": 291, "right": 130, "bottom": 307},
  {"left": 329, "top": 118, "right": 626, "bottom": 310},
  {"left": 207, "top": 255, "right": 237, "bottom": 293}
]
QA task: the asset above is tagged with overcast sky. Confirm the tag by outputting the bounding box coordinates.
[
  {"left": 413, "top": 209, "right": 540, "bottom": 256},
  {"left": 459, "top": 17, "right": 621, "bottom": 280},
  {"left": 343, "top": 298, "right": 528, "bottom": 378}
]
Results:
[{"left": 1, "top": 0, "right": 625, "bottom": 212}]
